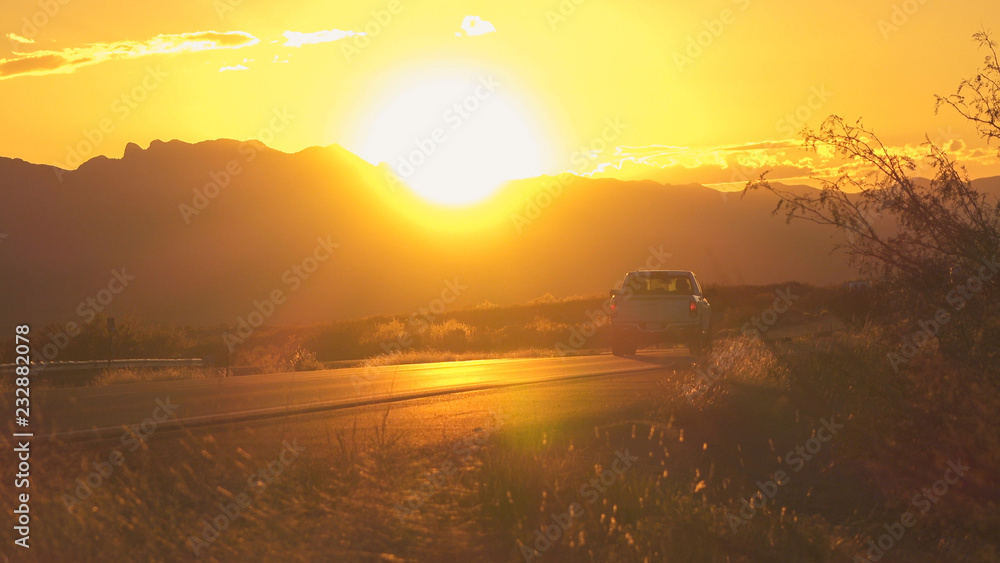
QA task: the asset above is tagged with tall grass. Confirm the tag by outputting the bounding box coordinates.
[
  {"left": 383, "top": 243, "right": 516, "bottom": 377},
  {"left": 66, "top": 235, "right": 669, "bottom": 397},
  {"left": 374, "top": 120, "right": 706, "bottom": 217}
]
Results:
[
  {"left": 473, "top": 331, "right": 1000, "bottom": 561},
  {"left": 93, "top": 366, "right": 224, "bottom": 387}
]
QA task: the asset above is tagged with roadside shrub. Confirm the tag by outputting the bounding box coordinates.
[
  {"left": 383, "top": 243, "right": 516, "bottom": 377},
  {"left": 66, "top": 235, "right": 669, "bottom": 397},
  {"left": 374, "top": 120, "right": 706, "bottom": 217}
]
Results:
[
  {"left": 427, "top": 319, "right": 475, "bottom": 352},
  {"left": 745, "top": 32, "right": 1000, "bottom": 371}
]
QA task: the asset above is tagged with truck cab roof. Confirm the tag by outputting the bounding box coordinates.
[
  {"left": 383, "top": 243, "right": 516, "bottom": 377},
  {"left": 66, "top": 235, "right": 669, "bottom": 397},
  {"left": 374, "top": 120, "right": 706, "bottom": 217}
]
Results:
[{"left": 626, "top": 269, "right": 695, "bottom": 275}]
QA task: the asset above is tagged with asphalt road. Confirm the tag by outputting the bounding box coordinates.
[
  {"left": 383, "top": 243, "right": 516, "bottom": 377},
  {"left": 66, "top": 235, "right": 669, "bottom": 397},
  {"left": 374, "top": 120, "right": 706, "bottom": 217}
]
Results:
[{"left": 15, "top": 349, "right": 697, "bottom": 441}]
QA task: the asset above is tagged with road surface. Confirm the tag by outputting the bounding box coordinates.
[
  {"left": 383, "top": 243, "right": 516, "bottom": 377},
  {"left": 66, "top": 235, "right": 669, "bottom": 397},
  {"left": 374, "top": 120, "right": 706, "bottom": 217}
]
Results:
[{"left": 17, "top": 350, "right": 696, "bottom": 441}]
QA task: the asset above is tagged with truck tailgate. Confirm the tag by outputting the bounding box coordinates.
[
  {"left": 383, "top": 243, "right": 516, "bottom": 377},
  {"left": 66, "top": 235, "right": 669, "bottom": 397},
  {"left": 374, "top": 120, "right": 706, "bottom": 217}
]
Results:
[{"left": 617, "top": 295, "right": 693, "bottom": 326}]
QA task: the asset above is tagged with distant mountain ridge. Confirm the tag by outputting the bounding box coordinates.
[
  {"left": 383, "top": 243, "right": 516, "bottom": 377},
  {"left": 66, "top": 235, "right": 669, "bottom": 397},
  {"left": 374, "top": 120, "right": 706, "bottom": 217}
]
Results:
[{"left": 2, "top": 139, "right": 997, "bottom": 328}]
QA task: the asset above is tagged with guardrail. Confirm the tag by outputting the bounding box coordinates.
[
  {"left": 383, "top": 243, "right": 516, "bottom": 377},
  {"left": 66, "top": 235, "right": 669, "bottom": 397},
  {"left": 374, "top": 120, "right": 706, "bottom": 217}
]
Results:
[
  {"left": 0, "top": 360, "right": 306, "bottom": 378},
  {"left": 0, "top": 358, "right": 206, "bottom": 374}
]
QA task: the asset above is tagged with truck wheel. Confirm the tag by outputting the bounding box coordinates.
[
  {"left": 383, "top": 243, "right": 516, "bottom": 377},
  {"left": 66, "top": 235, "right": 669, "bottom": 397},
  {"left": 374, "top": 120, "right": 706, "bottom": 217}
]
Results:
[{"left": 612, "top": 333, "right": 636, "bottom": 356}]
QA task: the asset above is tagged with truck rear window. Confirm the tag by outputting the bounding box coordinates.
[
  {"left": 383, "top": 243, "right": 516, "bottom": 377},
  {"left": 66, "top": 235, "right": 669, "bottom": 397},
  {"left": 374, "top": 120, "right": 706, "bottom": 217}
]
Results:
[{"left": 624, "top": 273, "right": 694, "bottom": 295}]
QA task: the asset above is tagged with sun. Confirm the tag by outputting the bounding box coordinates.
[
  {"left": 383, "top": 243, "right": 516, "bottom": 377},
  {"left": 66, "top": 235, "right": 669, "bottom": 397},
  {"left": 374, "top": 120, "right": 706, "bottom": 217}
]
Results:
[{"left": 354, "top": 74, "right": 550, "bottom": 206}]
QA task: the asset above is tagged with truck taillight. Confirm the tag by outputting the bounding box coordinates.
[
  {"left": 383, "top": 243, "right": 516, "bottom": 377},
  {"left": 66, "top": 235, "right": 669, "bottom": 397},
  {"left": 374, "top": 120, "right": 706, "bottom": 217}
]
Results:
[
  {"left": 610, "top": 302, "right": 618, "bottom": 314},
  {"left": 689, "top": 301, "right": 698, "bottom": 316}
]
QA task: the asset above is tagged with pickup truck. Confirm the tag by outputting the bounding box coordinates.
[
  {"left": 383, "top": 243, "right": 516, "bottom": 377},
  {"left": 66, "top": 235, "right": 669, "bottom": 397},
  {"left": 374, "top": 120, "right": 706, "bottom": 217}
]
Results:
[{"left": 609, "top": 270, "right": 712, "bottom": 358}]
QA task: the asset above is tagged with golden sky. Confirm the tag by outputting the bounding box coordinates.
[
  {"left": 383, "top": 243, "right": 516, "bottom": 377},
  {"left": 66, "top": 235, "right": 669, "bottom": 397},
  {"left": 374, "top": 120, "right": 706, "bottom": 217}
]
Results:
[{"left": 2, "top": 0, "right": 999, "bottom": 201}]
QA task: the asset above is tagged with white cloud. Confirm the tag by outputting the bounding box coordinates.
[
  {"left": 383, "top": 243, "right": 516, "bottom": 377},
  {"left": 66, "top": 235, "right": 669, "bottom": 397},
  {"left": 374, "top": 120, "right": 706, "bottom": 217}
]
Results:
[
  {"left": 219, "top": 64, "right": 249, "bottom": 72},
  {"left": 6, "top": 33, "right": 35, "bottom": 45},
  {"left": 459, "top": 16, "right": 496, "bottom": 36},
  {"left": 282, "top": 29, "right": 363, "bottom": 48}
]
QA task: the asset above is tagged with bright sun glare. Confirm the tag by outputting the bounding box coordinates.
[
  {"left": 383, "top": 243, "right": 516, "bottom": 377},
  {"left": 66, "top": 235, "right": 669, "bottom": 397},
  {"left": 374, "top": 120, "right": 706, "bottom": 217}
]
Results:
[{"left": 357, "top": 76, "right": 548, "bottom": 206}]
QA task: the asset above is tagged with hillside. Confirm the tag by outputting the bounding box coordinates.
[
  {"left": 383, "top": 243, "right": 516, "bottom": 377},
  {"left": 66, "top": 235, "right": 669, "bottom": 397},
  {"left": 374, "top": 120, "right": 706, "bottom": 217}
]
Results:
[{"left": 0, "top": 138, "right": 951, "bottom": 327}]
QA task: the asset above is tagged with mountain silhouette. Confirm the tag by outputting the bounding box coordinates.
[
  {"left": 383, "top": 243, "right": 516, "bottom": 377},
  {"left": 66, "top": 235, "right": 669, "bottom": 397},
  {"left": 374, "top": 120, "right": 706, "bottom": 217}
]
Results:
[{"left": 3, "top": 139, "right": 996, "bottom": 328}]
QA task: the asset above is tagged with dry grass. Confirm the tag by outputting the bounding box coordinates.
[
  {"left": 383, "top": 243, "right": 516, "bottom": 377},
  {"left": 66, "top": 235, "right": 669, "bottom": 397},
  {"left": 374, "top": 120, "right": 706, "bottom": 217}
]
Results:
[
  {"left": 4, "top": 329, "right": 997, "bottom": 561},
  {"left": 92, "top": 366, "right": 225, "bottom": 387},
  {"left": 0, "top": 403, "right": 503, "bottom": 562},
  {"left": 472, "top": 331, "right": 1000, "bottom": 562}
]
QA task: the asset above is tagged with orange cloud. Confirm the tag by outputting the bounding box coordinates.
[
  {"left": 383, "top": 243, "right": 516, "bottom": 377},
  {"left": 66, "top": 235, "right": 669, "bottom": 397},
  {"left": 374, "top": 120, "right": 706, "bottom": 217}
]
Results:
[
  {"left": 589, "top": 137, "right": 1000, "bottom": 187},
  {"left": 0, "top": 31, "right": 259, "bottom": 80}
]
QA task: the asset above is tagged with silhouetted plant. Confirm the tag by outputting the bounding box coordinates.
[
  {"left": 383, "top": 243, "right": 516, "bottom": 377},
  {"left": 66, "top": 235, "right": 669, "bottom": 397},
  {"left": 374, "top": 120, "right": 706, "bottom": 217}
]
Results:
[{"left": 744, "top": 32, "right": 1000, "bottom": 370}]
